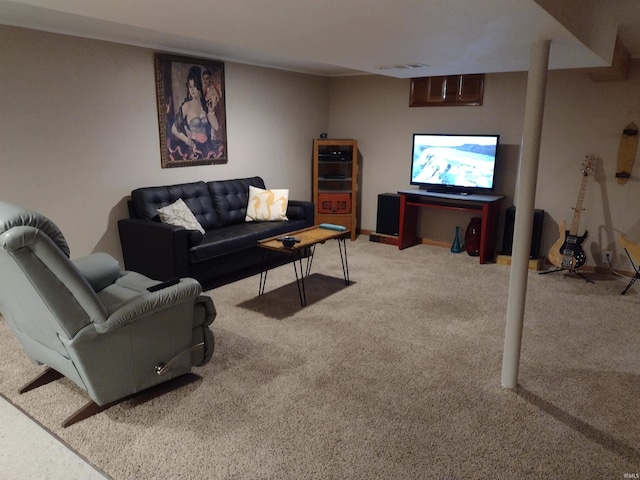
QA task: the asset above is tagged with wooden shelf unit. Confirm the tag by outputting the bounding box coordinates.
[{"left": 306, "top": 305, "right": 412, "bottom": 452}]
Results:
[{"left": 312, "top": 139, "right": 358, "bottom": 240}]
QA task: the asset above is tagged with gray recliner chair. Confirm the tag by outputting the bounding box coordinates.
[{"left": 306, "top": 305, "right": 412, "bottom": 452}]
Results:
[{"left": 0, "top": 200, "right": 216, "bottom": 427}]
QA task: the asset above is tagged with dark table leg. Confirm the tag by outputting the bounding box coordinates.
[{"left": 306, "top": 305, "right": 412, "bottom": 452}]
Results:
[
  {"left": 338, "top": 238, "right": 350, "bottom": 285},
  {"left": 259, "top": 250, "right": 269, "bottom": 295},
  {"left": 292, "top": 251, "right": 307, "bottom": 306}
]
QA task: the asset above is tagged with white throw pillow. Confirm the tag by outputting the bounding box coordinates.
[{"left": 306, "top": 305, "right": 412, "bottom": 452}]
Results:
[
  {"left": 157, "top": 198, "right": 205, "bottom": 234},
  {"left": 245, "top": 186, "right": 289, "bottom": 222}
]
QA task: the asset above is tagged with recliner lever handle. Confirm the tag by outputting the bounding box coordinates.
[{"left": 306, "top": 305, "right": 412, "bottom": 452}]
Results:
[{"left": 155, "top": 342, "right": 204, "bottom": 375}]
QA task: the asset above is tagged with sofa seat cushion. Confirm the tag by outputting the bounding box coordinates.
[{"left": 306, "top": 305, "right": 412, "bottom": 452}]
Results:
[{"left": 189, "top": 220, "right": 309, "bottom": 263}]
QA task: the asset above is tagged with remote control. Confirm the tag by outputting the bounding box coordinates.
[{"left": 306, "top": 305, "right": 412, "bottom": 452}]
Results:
[{"left": 147, "top": 278, "right": 180, "bottom": 292}]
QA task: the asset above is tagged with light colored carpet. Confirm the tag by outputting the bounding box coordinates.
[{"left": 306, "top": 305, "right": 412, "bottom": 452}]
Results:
[
  {"left": 0, "top": 396, "right": 109, "bottom": 479},
  {"left": 1, "top": 238, "right": 640, "bottom": 479}
]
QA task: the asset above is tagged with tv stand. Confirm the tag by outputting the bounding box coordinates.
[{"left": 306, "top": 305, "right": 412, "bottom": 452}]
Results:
[{"left": 397, "top": 189, "right": 504, "bottom": 264}]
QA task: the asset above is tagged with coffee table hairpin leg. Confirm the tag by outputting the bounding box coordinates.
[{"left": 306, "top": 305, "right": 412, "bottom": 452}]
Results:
[
  {"left": 259, "top": 237, "right": 350, "bottom": 307},
  {"left": 258, "top": 248, "right": 313, "bottom": 306},
  {"left": 293, "top": 250, "right": 308, "bottom": 306},
  {"left": 298, "top": 239, "right": 350, "bottom": 306},
  {"left": 258, "top": 250, "right": 269, "bottom": 297},
  {"left": 338, "top": 238, "right": 350, "bottom": 285},
  {"left": 305, "top": 245, "right": 315, "bottom": 277}
]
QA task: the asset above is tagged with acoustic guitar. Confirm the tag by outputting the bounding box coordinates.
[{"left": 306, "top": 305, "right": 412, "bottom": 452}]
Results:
[{"left": 548, "top": 156, "right": 594, "bottom": 270}]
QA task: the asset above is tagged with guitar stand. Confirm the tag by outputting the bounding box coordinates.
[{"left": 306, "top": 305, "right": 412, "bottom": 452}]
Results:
[{"left": 539, "top": 267, "right": 594, "bottom": 284}]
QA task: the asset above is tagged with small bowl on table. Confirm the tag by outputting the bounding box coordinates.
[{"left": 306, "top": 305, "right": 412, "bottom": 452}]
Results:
[{"left": 281, "top": 236, "right": 297, "bottom": 248}]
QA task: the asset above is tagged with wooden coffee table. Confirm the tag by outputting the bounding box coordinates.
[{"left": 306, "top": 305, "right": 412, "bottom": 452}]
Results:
[{"left": 257, "top": 225, "right": 350, "bottom": 306}]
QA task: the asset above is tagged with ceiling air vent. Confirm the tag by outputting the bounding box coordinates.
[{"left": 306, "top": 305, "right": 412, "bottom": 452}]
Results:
[{"left": 377, "top": 63, "right": 429, "bottom": 71}]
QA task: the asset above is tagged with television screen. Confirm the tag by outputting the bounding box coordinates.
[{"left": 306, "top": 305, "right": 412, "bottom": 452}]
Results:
[{"left": 410, "top": 133, "right": 499, "bottom": 194}]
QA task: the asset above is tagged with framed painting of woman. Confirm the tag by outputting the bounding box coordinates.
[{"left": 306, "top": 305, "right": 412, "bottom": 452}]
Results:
[{"left": 154, "top": 53, "right": 228, "bottom": 168}]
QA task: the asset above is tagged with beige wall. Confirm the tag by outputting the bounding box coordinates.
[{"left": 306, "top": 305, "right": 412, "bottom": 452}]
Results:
[
  {"left": 2, "top": 24, "right": 640, "bottom": 271},
  {"left": 0, "top": 25, "right": 329, "bottom": 262},
  {"left": 328, "top": 62, "right": 640, "bottom": 270}
]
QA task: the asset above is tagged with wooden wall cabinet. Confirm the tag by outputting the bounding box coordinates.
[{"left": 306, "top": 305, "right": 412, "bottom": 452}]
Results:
[
  {"left": 312, "top": 139, "right": 358, "bottom": 240},
  {"left": 410, "top": 74, "right": 484, "bottom": 107}
]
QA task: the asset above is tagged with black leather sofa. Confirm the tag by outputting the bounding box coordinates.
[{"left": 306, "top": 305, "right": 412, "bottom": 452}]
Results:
[{"left": 118, "top": 176, "right": 314, "bottom": 288}]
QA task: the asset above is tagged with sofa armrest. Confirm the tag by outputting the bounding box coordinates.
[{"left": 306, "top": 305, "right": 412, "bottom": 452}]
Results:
[
  {"left": 118, "top": 218, "right": 189, "bottom": 281},
  {"left": 287, "top": 200, "right": 314, "bottom": 223}
]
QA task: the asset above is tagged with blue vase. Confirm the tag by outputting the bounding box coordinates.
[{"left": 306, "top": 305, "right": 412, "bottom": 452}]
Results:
[{"left": 451, "top": 226, "right": 463, "bottom": 253}]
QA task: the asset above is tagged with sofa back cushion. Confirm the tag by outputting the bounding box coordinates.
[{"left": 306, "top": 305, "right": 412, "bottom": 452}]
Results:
[
  {"left": 130, "top": 177, "right": 268, "bottom": 231},
  {"left": 207, "top": 177, "right": 266, "bottom": 227},
  {"left": 131, "top": 181, "right": 221, "bottom": 229}
]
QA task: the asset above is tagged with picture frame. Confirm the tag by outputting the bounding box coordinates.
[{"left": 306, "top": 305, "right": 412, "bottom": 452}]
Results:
[{"left": 154, "top": 53, "right": 228, "bottom": 168}]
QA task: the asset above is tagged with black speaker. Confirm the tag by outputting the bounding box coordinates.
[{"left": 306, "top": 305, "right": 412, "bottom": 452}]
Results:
[
  {"left": 376, "top": 193, "right": 400, "bottom": 236},
  {"left": 502, "top": 206, "right": 544, "bottom": 259}
]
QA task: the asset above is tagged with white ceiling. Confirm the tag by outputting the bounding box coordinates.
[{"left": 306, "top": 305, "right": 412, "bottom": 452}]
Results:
[{"left": 1, "top": 0, "right": 639, "bottom": 78}]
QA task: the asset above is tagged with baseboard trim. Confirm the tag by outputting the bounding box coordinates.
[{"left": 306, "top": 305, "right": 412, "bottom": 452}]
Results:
[
  {"left": 496, "top": 255, "right": 544, "bottom": 271},
  {"left": 362, "top": 229, "right": 635, "bottom": 277},
  {"left": 364, "top": 229, "right": 450, "bottom": 249},
  {"left": 368, "top": 232, "right": 399, "bottom": 246}
]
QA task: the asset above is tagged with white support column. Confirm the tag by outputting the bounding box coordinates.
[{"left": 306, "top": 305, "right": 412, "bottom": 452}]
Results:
[{"left": 501, "top": 39, "right": 551, "bottom": 389}]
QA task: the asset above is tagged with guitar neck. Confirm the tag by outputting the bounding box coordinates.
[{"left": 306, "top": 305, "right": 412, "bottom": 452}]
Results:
[{"left": 569, "top": 173, "right": 589, "bottom": 235}]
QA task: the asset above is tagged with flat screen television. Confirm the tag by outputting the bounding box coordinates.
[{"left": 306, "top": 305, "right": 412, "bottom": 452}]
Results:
[{"left": 410, "top": 133, "right": 499, "bottom": 195}]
